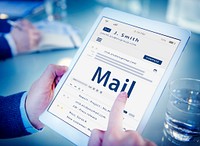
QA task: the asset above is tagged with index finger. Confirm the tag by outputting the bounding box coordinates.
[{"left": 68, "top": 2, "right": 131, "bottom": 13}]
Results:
[{"left": 107, "top": 92, "right": 128, "bottom": 132}]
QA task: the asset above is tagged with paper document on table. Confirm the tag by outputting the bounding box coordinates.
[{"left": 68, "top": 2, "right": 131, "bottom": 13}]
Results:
[{"left": 34, "top": 21, "right": 82, "bottom": 51}]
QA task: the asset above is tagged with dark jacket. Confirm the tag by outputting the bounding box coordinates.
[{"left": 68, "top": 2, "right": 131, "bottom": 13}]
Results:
[
  {"left": 0, "top": 92, "right": 31, "bottom": 138},
  {"left": 0, "top": 19, "right": 12, "bottom": 60}
]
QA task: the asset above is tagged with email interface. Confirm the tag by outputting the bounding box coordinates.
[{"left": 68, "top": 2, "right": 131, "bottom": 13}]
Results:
[{"left": 48, "top": 17, "right": 180, "bottom": 136}]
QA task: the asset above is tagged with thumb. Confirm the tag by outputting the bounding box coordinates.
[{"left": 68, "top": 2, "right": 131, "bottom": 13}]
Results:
[
  {"left": 39, "top": 64, "right": 67, "bottom": 86},
  {"left": 88, "top": 129, "right": 105, "bottom": 146}
]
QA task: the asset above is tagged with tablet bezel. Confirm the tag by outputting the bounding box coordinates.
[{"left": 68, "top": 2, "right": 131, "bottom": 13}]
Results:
[{"left": 40, "top": 7, "right": 190, "bottom": 146}]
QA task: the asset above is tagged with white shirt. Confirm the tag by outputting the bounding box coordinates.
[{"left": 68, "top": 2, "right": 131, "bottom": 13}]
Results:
[{"left": 4, "top": 33, "right": 18, "bottom": 56}]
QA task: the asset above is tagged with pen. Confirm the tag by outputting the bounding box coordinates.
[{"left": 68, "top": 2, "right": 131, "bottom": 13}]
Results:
[{"left": 7, "top": 20, "right": 22, "bottom": 31}]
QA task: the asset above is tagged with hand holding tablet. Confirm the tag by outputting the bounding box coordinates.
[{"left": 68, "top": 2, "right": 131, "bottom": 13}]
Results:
[
  {"left": 26, "top": 64, "right": 67, "bottom": 130},
  {"left": 40, "top": 8, "right": 190, "bottom": 146}
]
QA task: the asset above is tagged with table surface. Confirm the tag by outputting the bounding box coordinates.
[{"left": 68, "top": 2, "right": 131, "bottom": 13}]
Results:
[{"left": 0, "top": 0, "right": 200, "bottom": 146}]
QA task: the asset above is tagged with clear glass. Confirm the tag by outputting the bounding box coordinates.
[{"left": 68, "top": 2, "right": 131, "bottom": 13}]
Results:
[{"left": 163, "top": 78, "right": 200, "bottom": 145}]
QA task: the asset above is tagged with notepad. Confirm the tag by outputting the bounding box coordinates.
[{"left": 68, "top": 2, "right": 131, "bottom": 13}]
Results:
[{"left": 34, "top": 20, "right": 82, "bottom": 51}]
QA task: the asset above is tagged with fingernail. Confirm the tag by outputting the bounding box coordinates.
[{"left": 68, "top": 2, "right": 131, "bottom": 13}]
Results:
[{"left": 120, "top": 92, "right": 128, "bottom": 98}]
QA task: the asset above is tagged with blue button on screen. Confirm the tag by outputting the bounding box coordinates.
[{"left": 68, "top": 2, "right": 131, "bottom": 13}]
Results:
[{"left": 143, "top": 55, "right": 162, "bottom": 65}]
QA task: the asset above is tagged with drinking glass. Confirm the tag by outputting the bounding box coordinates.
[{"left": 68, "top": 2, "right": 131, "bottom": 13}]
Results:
[{"left": 163, "top": 78, "right": 200, "bottom": 146}]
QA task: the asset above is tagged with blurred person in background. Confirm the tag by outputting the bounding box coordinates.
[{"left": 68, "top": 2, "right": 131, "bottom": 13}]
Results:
[{"left": 0, "top": 19, "right": 41, "bottom": 60}]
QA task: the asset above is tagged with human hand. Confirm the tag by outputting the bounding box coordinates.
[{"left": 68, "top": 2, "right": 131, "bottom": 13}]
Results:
[
  {"left": 11, "top": 19, "right": 41, "bottom": 54},
  {"left": 88, "top": 92, "right": 156, "bottom": 146},
  {"left": 26, "top": 64, "right": 67, "bottom": 130}
]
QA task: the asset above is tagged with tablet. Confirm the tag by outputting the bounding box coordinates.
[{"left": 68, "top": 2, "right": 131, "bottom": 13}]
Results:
[{"left": 40, "top": 8, "right": 190, "bottom": 145}]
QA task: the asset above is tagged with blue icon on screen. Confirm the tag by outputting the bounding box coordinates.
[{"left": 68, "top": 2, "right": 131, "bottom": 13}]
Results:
[{"left": 103, "top": 27, "right": 111, "bottom": 32}]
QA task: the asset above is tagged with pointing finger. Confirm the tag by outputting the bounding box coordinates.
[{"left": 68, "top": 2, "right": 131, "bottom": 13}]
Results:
[{"left": 107, "top": 92, "right": 128, "bottom": 133}]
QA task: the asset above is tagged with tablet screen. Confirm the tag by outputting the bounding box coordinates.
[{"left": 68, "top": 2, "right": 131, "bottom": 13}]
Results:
[{"left": 48, "top": 17, "right": 180, "bottom": 136}]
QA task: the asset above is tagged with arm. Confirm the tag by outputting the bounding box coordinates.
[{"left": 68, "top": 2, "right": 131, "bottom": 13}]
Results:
[
  {"left": 0, "top": 34, "right": 12, "bottom": 60},
  {"left": 0, "top": 19, "right": 14, "bottom": 60},
  {"left": 0, "top": 92, "right": 30, "bottom": 138},
  {"left": 0, "top": 19, "right": 11, "bottom": 33},
  {"left": 0, "top": 64, "right": 67, "bottom": 138},
  {"left": 0, "top": 20, "right": 41, "bottom": 60}
]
